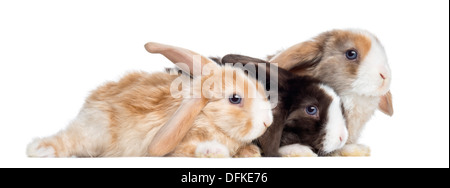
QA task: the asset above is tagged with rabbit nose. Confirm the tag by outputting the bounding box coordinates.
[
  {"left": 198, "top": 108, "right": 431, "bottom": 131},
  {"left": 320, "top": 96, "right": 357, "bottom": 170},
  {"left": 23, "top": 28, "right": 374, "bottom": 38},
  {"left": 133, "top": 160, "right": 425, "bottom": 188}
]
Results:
[
  {"left": 264, "top": 119, "right": 272, "bottom": 128},
  {"left": 339, "top": 129, "right": 348, "bottom": 143},
  {"left": 263, "top": 112, "right": 273, "bottom": 128}
]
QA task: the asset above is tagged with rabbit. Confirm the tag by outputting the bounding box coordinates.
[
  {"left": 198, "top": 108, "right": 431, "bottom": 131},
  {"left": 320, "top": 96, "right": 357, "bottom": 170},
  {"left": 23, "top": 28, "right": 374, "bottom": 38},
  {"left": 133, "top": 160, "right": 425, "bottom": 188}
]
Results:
[
  {"left": 165, "top": 54, "right": 348, "bottom": 157},
  {"left": 26, "top": 42, "right": 273, "bottom": 158},
  {"left": 216, "top": 54, "right": 348, "bottom": 157},
  {"left": 268, "top": 29, "right": 393, "bottom": 156}
]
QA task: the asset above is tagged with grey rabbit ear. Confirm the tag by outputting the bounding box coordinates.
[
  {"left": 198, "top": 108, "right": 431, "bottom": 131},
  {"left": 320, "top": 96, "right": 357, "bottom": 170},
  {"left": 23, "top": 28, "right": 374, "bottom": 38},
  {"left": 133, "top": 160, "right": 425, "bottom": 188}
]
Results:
[
  {"left": 221, "top": 54, "right": 293, "bottom": 84},
  {"left": 222, "top": 54, "right": 270, "bottom": 65},
  {"left": 220, "top": 54, "right": 294, "bottom": 110},
  {"left": 209, "top": 56, "right": 222, "bottom": 64}
]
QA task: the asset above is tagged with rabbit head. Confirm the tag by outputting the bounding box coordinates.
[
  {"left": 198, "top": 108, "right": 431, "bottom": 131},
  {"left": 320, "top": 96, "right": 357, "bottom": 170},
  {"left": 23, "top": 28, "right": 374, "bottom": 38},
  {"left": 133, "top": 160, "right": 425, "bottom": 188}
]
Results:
[
  {"left": 220, "top": 54, "right": 348, "bottom": 156},
  {"left": 270, "top": 29, "right": 393, "bottom": 116},
  {"left": 145, "top": 43, "right": 273, "bottom": 156}
]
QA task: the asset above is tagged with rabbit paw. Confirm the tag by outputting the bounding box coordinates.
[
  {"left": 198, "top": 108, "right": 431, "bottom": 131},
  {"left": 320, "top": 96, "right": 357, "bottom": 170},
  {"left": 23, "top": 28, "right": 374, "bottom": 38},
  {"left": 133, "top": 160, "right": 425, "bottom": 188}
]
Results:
[
  {"left": 234, "top": 144, "right": 261, "bottom": 158},
  {"left": 335, "top": 144, "right": 371, "bottom": 157},
  {"left": 27, "top": 139, "right": 56, "bottom": 157},
  {"left": 195, "top": 141, "right": 230, "bottom": 158},
  {"left": 279, "top": 144, "right": 318, "bottom": 157}
]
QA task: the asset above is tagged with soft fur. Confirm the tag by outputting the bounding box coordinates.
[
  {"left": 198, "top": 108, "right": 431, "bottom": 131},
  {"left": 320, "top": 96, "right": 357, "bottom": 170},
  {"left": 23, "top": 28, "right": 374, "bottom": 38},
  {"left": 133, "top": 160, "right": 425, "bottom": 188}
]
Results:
[
  {"left": 217, "top": 55, "right": 348, "bottom": 157},
  {"left": 27, "top": 43, "right": 273, "bottom": 158},
  {"left": 269, "top": 29, "right": 393, "bottom": 156}
]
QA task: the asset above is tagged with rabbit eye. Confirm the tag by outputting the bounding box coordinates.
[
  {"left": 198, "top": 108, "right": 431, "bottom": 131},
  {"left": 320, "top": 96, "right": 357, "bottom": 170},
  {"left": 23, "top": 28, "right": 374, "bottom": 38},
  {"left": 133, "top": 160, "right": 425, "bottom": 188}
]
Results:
[
  {"left": 305, "top": 105, "right": 318, "bottom": 116},
  {"left": 229, "top": 94, "right": 242, "bottom": 104},
  {"left": 345, "top": 50, "right": 358, "bottom": 60}
]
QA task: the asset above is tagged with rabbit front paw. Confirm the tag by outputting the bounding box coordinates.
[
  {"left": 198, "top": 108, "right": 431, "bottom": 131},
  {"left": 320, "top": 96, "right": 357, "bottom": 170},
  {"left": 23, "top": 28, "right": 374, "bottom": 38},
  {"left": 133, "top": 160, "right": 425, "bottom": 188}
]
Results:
[
  {"left": 334, "top": 144, "right": 371, "bottom": 157},
  {"left": 279, "top": 144, "right": 318, "bottom": 157},
  {"left": 234, "top": 144, "right": 261, "bottom": 158},
  {"left": 195, "top": 141, "right": 230, "bottom": 158}
]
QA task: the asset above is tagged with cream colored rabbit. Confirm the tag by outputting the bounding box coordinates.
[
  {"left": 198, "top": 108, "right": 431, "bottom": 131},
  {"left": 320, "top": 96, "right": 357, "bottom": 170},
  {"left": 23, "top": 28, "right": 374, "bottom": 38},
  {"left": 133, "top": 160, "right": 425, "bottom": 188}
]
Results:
[{"left": 27, "top": 42, "right": 273, "bottom": 157}]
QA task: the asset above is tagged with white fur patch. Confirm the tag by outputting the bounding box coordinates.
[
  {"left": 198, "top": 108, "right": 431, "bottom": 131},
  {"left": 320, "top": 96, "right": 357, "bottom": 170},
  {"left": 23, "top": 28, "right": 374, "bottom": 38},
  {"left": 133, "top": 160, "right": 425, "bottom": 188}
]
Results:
[
  {"left": 340, "top": 93, "right": 380, "bottom": 143},
  {"left": 26, "top": 138, "right": 56, "bottom": 158},
  {"left": 241, "top": 92, "right": 273, "bottom": 142},
  {"left": 350, "top": 30, "right": 391, "bottom": 96},
  {"left": 319, "top": 84, "right": 348, "bottom": 154},
  {"left": 195, "top": 141, "right": 230, "bottom": 158},
  {"left": 279, "top": 144, "right": 318, "bottom": 157},
  {"left": 68, "top": 105, "right": 112, "bottom": 157}
]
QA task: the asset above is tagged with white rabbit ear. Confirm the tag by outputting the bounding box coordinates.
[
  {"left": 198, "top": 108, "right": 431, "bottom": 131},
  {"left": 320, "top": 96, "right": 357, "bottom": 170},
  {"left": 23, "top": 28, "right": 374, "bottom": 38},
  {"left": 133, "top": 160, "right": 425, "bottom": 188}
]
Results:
[
  {"left": 145, "top": 42, "right": 217, "bottom": 76},
  {"left": 148, "top": 98, "right": 208, "bottom": 156},
  {"left": 379, "top": 91, "right": 394, "bottom": 116}
]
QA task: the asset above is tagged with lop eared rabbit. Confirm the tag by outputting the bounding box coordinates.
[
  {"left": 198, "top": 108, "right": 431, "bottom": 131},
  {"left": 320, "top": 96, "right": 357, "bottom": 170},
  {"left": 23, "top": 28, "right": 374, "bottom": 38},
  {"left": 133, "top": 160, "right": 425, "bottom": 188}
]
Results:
[
  {"left": 27, "top": 42, "right": 273, "bottom": 158},
  {"left": 163, "top": 53, "right": 349, "bottom": 157},
  {"left": 269, "top": 29, "right": 393, "bottom": 156},
  {"left": 216, "top": 55, "right": 348, "bottom": 157}
]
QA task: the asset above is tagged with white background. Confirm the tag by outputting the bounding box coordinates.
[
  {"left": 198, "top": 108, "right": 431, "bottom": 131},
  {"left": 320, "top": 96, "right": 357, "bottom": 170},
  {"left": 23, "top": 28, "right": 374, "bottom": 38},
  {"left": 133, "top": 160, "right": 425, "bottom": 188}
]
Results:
[{"left": 0, "top": 0, "right": 448, "bottom": 168}]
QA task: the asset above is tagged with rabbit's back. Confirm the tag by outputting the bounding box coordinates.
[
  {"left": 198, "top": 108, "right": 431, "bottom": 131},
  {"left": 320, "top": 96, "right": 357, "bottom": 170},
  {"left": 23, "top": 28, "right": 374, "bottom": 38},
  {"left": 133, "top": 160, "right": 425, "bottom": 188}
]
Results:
[{"left": 85, "top": 71, "right": 184, "bottom": 156}]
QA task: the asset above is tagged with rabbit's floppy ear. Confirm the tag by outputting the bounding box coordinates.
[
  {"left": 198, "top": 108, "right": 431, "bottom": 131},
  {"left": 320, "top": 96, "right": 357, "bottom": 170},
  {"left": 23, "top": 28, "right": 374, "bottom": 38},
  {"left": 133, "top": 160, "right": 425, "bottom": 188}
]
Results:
[
  {"left": 220, "top": 54, "right": 292, "bottom": 109},
  {"left": 145, "top": 42, "right": 218, "bottom": 156},
  {"left": 221, "top": 54, "right": 271, "bottom": 79},
  {"left": 269, "top": 40, "right": 324, "bottom": 74},
  {"left": 148, "top": 98, "right": 208, "bottom": 156},
  {"left": 379, "top": 90, "right": 394, "bottom": 116},
  {"left": 145, "top": 42, "right": 218, "bottom": 76},
  {"left": 222, "top": 54, "right": 270, "bottom": 65},
  {"left": 222, "top": 54, "right": 293, "bottom": 85}
]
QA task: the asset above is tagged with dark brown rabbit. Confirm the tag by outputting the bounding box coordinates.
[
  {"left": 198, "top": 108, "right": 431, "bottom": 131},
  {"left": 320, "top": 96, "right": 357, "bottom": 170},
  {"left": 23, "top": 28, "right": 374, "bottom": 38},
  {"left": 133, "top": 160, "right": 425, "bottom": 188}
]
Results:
[{"left": 218, "top": 55, "right": 348, "bottom": 157}]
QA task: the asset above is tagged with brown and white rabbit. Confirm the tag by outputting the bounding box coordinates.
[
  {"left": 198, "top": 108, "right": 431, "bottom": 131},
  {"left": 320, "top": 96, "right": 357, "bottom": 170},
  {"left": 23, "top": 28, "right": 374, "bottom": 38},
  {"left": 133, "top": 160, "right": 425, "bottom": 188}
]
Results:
[
  {"left": 269, "top": 29, "right": 393, "bottom": 156},
  {"left": 26, "top": 42, "right": 273, "bottom": 158},
  {"left": 217, "top": 55, "right": 348, "bottom": 157}
]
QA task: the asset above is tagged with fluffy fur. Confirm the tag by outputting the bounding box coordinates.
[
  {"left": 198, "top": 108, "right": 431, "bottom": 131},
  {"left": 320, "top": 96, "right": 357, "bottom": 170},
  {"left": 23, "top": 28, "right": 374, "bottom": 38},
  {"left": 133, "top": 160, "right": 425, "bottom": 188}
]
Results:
[
  {"left": 234, "top": 144, "right": 262, "bottom": 158},
  {"left": 269, "top": 29, "right": 393, "bottom": 156},
  {"left": 279, "top": 144, "right": 317, "bottom": 157},
  {"left": 27, "top": 43, "right": 273, "bottom": 158},
  {"left": 217, "top": 54, "right": 348, "bottom": 157},
  {"left": 319, "top": 84, "right": 348, "bottom": 154}
]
